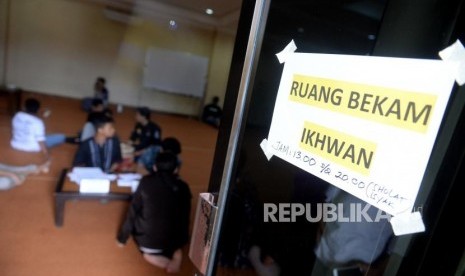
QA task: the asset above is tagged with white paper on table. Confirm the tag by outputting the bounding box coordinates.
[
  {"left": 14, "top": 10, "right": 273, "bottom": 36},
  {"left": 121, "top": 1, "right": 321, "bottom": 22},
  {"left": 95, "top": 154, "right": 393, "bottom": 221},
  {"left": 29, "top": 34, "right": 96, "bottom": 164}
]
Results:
[
  {"left": 79, "top": 178, "right": 111, "bottom": 193},
  {"left": 118, "top": 173, "right": 142, "bottom": 181},
  {"left": 68, "top": 167, "right": 117, "bottom": 184}
]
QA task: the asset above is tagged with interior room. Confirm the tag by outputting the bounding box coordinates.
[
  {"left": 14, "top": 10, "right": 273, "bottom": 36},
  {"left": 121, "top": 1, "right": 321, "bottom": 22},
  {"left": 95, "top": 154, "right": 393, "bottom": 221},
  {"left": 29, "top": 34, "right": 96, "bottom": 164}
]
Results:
[
  {"left": 2, "top": 0, "right": 465, "bottom": 275},
  {"left": 0, "top": 0, "right": 240, "bottom": 115},
  {"left": 0, "top": 0, "right": 244, "bottom": 275}
]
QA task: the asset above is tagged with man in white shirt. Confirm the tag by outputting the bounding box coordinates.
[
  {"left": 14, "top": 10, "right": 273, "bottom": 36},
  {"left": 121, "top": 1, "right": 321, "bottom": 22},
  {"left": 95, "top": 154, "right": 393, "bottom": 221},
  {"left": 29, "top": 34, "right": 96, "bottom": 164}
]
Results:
[
  {"left": 10, "top": 98, "right": 65, "bottom": 159},
  {"left": 313, "top": 187, "right": 393, "bottom": 275}
]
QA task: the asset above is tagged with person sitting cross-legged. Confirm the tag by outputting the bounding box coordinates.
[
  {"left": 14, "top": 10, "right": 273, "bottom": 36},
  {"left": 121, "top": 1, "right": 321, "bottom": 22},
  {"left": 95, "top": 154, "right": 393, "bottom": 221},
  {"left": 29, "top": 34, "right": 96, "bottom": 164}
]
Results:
[
  {"left": 117, "top": 152, "right": 192, "bottom": 273},
  {"left": 11, "top": 98, "right": 66, "bottom": 160},
  {"left": 201, "top": 96, "right": 222, "bottom": 128},
  {"left": 128, "top": 107, "right": 162, "bottom": 173}
]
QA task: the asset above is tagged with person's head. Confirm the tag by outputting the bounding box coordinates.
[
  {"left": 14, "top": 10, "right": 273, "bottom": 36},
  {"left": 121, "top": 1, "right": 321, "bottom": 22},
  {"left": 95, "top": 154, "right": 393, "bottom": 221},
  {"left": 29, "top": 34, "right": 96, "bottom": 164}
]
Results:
[
  {"left": 154, "top": 152, "right": 178, "bottom": 174},
  {"left": 136, "top": 107, "right": 151, "bottom": 123},
  {"left": 93, "top": 113, "right": 115, "bottom": 138},
  {"left": 95, "top": 77, "right": 106, "bottom": 90},
  {"left": 162, "top": 137, "right": 181, "bottom": 155},
  {"left": 24, "top": 98, "right": 41, "bottom": 114},
  {"left": 212, "top": 96, "right": 219, "bottom": 104},
  {"left": 91, "top": 98, "right": 104, "bottom": 112},
  {"left": 97, "top": 77, "right": 107, "bottom": 85}
]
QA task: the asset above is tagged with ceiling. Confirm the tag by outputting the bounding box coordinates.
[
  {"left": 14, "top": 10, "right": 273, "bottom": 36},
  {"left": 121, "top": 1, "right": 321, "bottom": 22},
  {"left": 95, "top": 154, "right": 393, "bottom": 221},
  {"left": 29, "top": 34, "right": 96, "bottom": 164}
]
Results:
[
  {"left": 83, "top": 0, "right": 385, "bottom": 36},
  {"left": 84, "top": 0, "right": 243, "bottom": 31},
  {"left": 153, "top": 0, "right": 242, "bottom": 18}
]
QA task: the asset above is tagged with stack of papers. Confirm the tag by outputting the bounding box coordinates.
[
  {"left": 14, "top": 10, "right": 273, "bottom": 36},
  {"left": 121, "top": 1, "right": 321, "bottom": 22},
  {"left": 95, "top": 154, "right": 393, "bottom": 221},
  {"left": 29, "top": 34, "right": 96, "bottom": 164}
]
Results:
[
  {"left": 79, "top": 179, "right": 111, "bottom": 194},
  {"left": 67, "top": 168, "right": 142, "bottom": 193},
  {"left": 117, "top": 173, "right": 142, "bottom": 192},
  {"left": 68, "top": 167, "right": 117, "bottom": 184}
]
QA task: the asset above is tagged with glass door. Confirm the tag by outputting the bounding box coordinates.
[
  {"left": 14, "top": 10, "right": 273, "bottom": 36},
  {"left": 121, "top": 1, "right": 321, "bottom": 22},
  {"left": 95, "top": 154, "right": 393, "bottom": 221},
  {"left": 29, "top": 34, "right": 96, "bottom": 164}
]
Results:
[{"left": 205, "top": 0, "right": 465, "bottom": 275}]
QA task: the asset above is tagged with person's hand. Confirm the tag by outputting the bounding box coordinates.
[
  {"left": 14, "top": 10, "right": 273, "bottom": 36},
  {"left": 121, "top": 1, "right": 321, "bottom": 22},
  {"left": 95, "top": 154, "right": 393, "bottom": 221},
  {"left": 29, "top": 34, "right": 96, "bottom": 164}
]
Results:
[
  {"left": 0, "top": 171, "right": 24, "bottom": 186},
  {"left": 10, "top": 173, "right": 24, "bottom": 186}
]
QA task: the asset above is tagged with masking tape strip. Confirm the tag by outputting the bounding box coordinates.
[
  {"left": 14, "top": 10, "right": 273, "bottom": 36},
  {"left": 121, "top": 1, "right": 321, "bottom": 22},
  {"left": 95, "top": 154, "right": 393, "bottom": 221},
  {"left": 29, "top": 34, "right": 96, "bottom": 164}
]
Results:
[
  {"left": 439, "top": 39, "right": 465, "bottom": 86},
  {"left": 390, "top": 211, "right": 425, "bottom": 236},
  {"left": 276, "top": 40, "right": 297, "bottom": 64},
  {"left": 260, "top": 139, "right": 273, "bottom": 161}
]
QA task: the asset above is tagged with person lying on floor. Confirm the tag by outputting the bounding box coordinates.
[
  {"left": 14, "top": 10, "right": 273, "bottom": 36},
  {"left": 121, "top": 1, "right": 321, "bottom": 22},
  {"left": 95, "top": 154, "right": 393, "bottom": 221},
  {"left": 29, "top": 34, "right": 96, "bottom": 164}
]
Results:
[
  {"left": 117, "top": 152, "right": 192, "bottom": 273},
  {"left": 0, "top": 160, "right": 50, "bottom": 190},
  {"left": 72, "top": 114, "right": 122, "bottom": 173}
]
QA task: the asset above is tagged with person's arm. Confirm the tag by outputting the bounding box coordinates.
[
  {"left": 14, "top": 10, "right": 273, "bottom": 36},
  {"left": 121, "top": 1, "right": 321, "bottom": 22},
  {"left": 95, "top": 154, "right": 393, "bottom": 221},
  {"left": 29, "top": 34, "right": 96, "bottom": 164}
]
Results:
[
  {"left": 72, "top": 141, "right": 88, "bottom": 167},
  {"left": 117, "top": 203, "right": 136, "bottom": 244},
  {"left": 34, "top": 120, "right": 48, "bottom": 160},
  {"left": 178, "top": 181, "right": 192, "bottom": 246},
  {"left": 152, "top": 124, "right": 162, "bottom": 146},
  {"left": 117, "top": 180, "right": 144, "bottom": 244},
  {"left": 110, "top": 137, "right": 123, "bottom": 172},
  {"left": 129, "top": 124, "right": 140, "bottom": 144},
  {"left": 133, "top": 149, "right": 145, "bottom": 157},
  {"left": 80, "top": 122, "right": 95, "bottom": 141}
]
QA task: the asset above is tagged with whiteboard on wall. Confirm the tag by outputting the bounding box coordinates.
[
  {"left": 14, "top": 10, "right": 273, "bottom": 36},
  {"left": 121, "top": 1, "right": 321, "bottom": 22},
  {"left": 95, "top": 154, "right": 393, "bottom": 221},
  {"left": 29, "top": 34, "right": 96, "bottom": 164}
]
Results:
[{"left": 143, "top": 48, "right": 209, "bottom": 98}]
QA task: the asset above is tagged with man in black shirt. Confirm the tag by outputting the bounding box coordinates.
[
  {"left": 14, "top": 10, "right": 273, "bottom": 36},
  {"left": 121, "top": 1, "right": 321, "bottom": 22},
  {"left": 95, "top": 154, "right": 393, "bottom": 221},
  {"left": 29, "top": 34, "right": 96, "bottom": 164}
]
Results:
[
  {"left": 73, "top": 114, "right": 122, "bottom": 173},
  {"left": 117, "top": 152, "right": 192, "bottom": 273},
  {"left": 129, "top": 107, "right": 162, "bottom": 172},
  {"left": 201, "top": 96, "right": 222, "bottom": 128},
  {"left": 94, "top": 77, "right": 109, "bottom": 107}
]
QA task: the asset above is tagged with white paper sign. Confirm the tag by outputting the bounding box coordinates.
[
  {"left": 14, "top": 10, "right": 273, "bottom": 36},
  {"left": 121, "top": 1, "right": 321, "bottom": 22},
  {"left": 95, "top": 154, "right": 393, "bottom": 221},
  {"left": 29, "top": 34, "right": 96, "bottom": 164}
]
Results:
[{"left": 266, "top": 50, "right": 456, "bottom": 216}]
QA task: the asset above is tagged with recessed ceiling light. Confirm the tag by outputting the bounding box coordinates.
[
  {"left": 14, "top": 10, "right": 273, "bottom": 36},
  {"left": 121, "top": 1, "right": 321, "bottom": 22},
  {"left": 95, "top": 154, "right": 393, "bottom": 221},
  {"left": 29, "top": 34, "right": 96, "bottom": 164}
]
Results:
[
  {"left": 169, "top": 20, "right": 177, "bottom": 30},
  {"left": 205, "top": 8, "right": 214, "bottom": 15}
]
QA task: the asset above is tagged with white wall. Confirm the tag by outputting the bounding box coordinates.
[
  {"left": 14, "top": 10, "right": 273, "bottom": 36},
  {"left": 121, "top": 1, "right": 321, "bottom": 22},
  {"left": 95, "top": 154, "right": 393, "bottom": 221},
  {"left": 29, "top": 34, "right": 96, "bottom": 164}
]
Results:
[
  {"left": 4, "top": 0, "right": 236, "bottom": 116},
  {"left": 206, "top": 31, "right": 236, "bottom": 108}
]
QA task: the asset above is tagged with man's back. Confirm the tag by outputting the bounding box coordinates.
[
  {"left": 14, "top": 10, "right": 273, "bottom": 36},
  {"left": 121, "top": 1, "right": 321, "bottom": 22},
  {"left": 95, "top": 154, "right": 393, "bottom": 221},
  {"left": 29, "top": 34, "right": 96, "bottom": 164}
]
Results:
[
  {"left": 10, "top": 111, "right": 45, "bottom": 152},
  {"left": 132, "top": 173, "right": 192, "bottom": 250}
]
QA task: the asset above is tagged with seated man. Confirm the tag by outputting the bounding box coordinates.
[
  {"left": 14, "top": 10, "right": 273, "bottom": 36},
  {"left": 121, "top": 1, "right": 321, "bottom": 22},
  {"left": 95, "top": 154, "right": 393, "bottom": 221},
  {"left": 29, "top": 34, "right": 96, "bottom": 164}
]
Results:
[
  {"left": 94, "top": 77, "right": 109, "bottom": 107},
  {"left": 201, "top": 96, "right": 222, "bottom": 128},
  {"left": 129, "top": 107, "right": 162, "bottom": 172},
  {"left": 80, "top": 98, "right": 106, "bottom": 142},
  {"left": 80, "top": 98, "right": 113, "bottom": 142},
  {"left": 11, "top": 98, "right": 65, "bottom": 159},
  {"left": 117, "top": 152, "right": 192, "bottom": 273},
  {"left": 313, "top": 188, "right": 393, "bottom": 275},
  {"left": 72, "top": 114, "right": 122, "bottom": 173},
  {"left": 67, "top": 98, "right": 109, "bottom": 144}
]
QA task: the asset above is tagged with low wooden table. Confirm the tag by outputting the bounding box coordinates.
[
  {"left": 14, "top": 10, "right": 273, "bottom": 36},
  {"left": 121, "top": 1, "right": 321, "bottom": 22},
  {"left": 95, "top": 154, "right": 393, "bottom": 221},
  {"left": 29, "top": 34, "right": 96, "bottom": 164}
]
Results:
[{"left": 54, "top": 168, "right": 133, "bottom": 227}]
